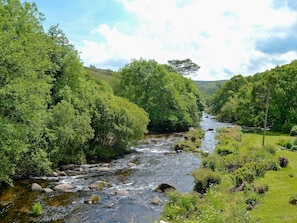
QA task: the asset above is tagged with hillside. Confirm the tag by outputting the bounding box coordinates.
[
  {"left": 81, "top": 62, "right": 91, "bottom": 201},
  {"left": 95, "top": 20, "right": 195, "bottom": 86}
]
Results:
[
  {"left": 194, "top": 80, "right": 228, "bottom": 95},
  {"left": 85, "top": 66, "right": 115, "bottom": 84}
]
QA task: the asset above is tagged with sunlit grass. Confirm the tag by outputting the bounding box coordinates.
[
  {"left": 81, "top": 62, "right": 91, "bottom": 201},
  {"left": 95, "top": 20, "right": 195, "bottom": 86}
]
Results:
[{"left": 250, "top": 150, "right": 297, "bottom": 222}]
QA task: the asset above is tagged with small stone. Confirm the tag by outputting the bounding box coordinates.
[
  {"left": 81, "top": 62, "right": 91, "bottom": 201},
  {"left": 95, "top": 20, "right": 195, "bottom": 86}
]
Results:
[
  {"left": 43, "top": 188, "right": 54, "bottom": 193},
  {"left": 84, "top": 195, "right": 99, "bottom": 205},
  {"left": 89, "top": 180, "right": 112, "bottom": 190},
  {"left": 151, "top": 196, "right": 163, "bottom": 205},
  {"left": 96, "top": 167, "right": 112, "bottom": 172},
  {"left": 115, "top": 190, "right": 129, "bottom": 196},
  {"left": 58, "top": 171, "right": 67, "bottom": 176}
]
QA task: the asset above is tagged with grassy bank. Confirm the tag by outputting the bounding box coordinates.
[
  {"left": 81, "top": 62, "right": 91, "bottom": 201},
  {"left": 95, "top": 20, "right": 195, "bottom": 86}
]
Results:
[{"left": 161, "top": 127, "right": 296, "bottom": 223}]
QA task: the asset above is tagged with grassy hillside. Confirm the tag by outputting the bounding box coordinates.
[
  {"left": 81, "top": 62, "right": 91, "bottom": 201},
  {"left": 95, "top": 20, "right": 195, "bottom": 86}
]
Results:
[
  {"left": 85, "top": 66, "right": 115, "bottom": 84},
  {"left": 194, "top": 80, "right": 228, "bottom": 95}
]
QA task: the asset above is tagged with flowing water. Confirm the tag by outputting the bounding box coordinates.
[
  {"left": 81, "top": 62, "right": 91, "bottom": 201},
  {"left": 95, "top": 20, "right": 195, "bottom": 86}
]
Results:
[{"left": 0, "top": 112, "right": 231, "bottom": 223}]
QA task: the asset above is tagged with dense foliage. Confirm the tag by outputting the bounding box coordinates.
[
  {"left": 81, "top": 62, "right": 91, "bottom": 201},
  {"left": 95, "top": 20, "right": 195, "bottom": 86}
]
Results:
[
  {"left": 209, "top": 61, "right": 297, "bottom": 132},
  {"left": 0, "top": 0, "right": 149, "bottom": 183},
  {"left": 114, "top": 59, "right": 204, "bottom": 132}
]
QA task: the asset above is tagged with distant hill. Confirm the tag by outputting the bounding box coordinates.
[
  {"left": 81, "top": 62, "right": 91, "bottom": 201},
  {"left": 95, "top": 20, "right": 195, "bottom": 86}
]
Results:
[
  {"left": 85, "top": 66, "right": 115, "bottom": 84},
  {"left": 194, "top": 80, "right": 228, "bottom": 95},
  {"left": 85, "top": 65, "right": 228, "bottom": 97}
]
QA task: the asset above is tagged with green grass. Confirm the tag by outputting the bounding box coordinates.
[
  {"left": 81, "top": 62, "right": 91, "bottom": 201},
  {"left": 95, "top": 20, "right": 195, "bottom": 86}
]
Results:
[{"left": 250, "top": 150, "right": 297, "bottom": 222}]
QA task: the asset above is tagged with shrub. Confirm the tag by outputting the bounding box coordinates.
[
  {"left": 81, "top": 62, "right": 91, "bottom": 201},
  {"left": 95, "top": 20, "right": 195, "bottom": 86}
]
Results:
[
  {"left": 163, "top": 191, "right": 199, "bottom": 221},
  {"left": 265, "top": 158, "right": 280, "bottom": 171},
  {"left": 290, "top": 126, "right": 297, "bottom": 136},
  {"left": 278, "top": 138, "right": 292, "bottom": 149},
  {"left": 282, "top": 123, "right": 294, "bottom": 134},
  {"left": 289, "top": 195, "right": 297, "bottom": 205},
  {"left": 202, "top": 154, "right": 221, "bottom": 171},
  {"left": 255, "top": 184, "right": 269, "bottom": 195},
  {"left": 221, "top": 154, "right": 242, "bottom": 172},
  {"left": 291, "top": 145, "right": 297, "bottom": 152},
  {"left": 263, "top": 144, "right": 276, "bottom": 155},
  {"left": 278, "top": 156, "right": 289, "bottom": 167},
  {"left": 246, "top": 194, "right": 258, "bottom": 210},
  {"left": 32, "top": 203, "right": 42, "bottom": 216},
  {"left": 216, "top": 145, "right": 234, "bottom": 156},
  {"left": 192, "top": 168, "right": 221, "bottom": 194},
  {"left": 232, "top": 166, "right": 255, "bottom": 187}
]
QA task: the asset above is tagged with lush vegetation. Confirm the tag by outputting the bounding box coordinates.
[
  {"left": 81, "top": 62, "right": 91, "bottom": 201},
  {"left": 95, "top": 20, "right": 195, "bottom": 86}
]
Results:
[
  {"left": 113, "top": 59, "right": 204, "bottom": 132},
  {"left": 0, "top": 0, "right": 204, "bottom": 184},
  {"left": 208, "top": 62, "right": 297, "bottom": 133},
  {"left": 161, "top": 126, "right": 297, "bottom": 222},
  {"left": 0, "top": 0, "right": 150, "bottom": 184}
]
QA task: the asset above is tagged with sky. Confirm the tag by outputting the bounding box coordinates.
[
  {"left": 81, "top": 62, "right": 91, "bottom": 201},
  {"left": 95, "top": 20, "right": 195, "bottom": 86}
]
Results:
[{"left": 23, "top": 0, "right": 297, "bottom": 80}]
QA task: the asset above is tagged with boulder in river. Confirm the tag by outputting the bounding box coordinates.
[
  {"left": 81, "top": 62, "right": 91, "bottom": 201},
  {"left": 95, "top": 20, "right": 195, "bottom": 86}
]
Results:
[
  {"left": 154, "top": 183, "right": 176, "bottom": 193},
  {"left": 151, "top": 196, "right": 163, "bottom": 205},
  {"left": 53, "top": 183, "right": 74, "bottom": 192},
  {"left": 31, "top": 183, "right": 43, "bottom": 192},
  {"left": 115, "top": 190, "right": 129, "bottom": 196},
  {"left": 84, "top": 195, "right": 99, "bottom": 204},
  {"left": 89, "top": 180, "right": 112, "bottom": 190}
]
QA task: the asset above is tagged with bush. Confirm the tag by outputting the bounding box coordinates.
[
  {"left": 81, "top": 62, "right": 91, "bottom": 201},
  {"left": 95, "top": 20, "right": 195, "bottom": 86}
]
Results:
[
  {"left": 255, "top": 184, "right": 269, "bottom": 195},
  {"left": 32, "top": 203, "right": 42, "bottom": 216},
  {"left": 289, "top": 195, "right": 297, "bottom": 205},
  {"left": 202, "top": 154, "right": 221, "bottom": 171},
  {"left": 232, "top": 166, "right": 255, "bottom": 187},
  {"left": 163, "top": 191, "right": 199, "bottom": 221},
  {"left": 290, "top": 126, "right": 297, "bottom": 136},
  {"left": 192, "top": 168, "right": 221, "bottom": 194},
  {"left": 263, "top": 144, "right": 276, "bottom": 155},
  {"left": 216, "top": 145, "right": 234, "bottom": 156},
  {"left": 278, "top": 156, "right": 289, "bottom": 167},
  {"left": 291, "top": 145, "right": 297, "bottom": 152},
  {"left": 281, "top": 123, "right": 294, "bottom": 134},
  {"left": 278, "top": 138, "right": 292, "bottom": 149},
  {"left": 246, "top": 194, "right": 258, "bottom": 210}
]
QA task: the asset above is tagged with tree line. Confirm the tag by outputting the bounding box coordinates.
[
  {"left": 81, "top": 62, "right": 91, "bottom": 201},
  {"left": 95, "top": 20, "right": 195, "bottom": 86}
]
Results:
[
  {"left": 0, "top": 0, "right": 203, "bottom": 184},
  {"left": 208, "top": 61, "right": 297, "bottom": 133}
]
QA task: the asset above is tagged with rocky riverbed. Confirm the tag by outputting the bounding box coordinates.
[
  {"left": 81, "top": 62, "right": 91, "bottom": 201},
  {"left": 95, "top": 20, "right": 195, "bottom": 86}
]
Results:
[{"left": 0, "top": 113, "right": 231, "bottom": 223}]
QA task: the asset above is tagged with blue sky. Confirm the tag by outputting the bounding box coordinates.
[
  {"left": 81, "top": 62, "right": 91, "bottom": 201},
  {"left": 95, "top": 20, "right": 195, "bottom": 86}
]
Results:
[{"left": 23, "top": 0, "right": 297, "bottom": 80}]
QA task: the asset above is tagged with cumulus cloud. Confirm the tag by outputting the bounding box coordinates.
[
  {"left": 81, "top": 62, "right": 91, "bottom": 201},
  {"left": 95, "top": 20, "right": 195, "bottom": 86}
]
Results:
[{"left": 77, "top": 0, "right": 297, "bottom": 80}]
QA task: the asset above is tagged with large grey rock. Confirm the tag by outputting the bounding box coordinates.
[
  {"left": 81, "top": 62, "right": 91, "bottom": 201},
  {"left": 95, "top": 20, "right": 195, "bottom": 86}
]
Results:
[
  {"left": 31, "top": 183, "right": 43, "bottom": 192},
  {"left": 154, "top": 183, "right": 176, "bottom": 193},
  {"left": 53, "top": 183, "right": 74, "bottom": 192}
]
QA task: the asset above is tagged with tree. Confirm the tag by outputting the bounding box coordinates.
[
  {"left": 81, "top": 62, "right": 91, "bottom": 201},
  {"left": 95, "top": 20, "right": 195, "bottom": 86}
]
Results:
[
  {"left": 167, "top": 58, "right": 200, "bottom": 76},
  {"left": 114, "top": 59, "right": 202, "bottom": 132},
  {"left": 0, "top": 0, "right": 53, "bottom": 181}
]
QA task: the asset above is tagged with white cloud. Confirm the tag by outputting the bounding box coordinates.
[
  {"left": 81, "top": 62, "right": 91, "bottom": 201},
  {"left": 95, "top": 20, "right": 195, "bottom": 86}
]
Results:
[{"left": 78, "top": 0, "right": 297, "bottom": 80}]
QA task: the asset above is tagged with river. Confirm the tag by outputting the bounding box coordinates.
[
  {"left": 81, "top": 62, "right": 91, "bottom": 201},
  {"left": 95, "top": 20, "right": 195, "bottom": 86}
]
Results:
[{"left": 0, "top": 112, "right": 231, "bottom": 223}]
